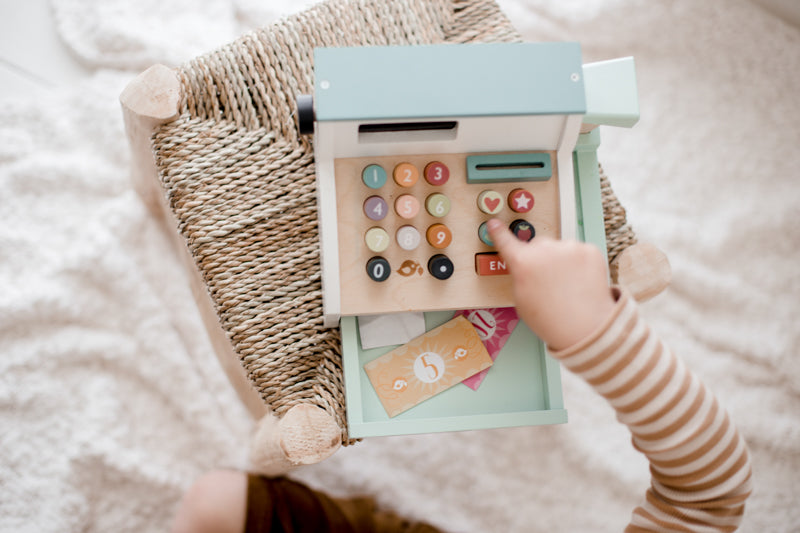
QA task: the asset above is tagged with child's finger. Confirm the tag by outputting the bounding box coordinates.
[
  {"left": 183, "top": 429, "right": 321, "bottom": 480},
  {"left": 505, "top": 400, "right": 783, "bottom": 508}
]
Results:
[{"left": 487, "top": 219, "right": 524, "bottom": 260}]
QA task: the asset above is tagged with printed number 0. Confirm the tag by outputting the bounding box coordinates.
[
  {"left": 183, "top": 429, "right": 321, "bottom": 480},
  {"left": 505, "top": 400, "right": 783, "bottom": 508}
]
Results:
[{"left": 372, "top": 263, "right": 384, "bottom": 278}]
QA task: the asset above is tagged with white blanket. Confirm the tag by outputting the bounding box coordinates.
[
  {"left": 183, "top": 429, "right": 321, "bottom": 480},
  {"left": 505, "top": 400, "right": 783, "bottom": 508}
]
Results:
[{"left": 1, "top": 0, "right": 798, "bottom": 531}]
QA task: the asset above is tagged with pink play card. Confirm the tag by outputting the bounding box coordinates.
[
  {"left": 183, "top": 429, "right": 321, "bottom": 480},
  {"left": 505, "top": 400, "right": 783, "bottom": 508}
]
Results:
[{"left": 454, "top": 308, "right": 519, "bottom": 390}]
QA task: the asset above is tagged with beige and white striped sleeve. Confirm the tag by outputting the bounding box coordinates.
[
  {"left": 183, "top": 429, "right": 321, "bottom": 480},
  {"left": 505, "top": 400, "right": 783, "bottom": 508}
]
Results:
[{"left": 549, "top": 288, "right": 753, "bottom": 532}]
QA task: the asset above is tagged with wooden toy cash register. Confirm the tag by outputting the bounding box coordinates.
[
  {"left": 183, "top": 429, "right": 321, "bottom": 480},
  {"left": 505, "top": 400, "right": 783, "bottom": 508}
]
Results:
[{"left": 298, "top": 42, "right": 639, "bottom": 438}]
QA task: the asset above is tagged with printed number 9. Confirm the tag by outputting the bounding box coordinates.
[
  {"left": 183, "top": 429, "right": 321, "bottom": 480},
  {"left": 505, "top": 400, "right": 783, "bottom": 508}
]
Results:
[{"left": 436, "top": 231, "right": 446, "bottom": 245}]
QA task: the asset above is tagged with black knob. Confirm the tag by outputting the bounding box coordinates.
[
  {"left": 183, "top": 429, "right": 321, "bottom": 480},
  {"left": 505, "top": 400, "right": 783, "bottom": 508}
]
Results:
[
  {"left": 297, "top": 94, "right": 315, "bottom": 135},
  {"left": 428, "top": 254, "right": 454, "bottom": 280},
  {"left": 510, "top": 219, "right": 535, "bottom": 242},
  {"left": 366, "top": 257, "right": 391, "bottom": 282}
]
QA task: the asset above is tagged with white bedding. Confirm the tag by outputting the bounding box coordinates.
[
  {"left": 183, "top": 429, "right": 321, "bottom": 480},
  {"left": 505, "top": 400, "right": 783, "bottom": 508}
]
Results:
[{"left": 1, "top": 0, "right": 798, "bottom": 531}]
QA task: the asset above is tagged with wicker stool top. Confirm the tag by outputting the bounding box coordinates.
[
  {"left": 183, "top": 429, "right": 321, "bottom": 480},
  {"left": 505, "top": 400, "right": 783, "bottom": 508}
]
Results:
[{"left": 151, "top": 0, "right": 636, "bottom": 445}]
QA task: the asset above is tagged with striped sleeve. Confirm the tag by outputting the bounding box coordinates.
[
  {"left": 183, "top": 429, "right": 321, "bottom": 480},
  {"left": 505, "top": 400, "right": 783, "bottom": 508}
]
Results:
[{"left": 549, "top": 288, "right": 753, "bottom": 532}]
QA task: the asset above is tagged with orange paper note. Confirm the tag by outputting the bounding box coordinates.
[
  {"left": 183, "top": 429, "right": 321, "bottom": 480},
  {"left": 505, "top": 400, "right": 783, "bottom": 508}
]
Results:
[{"left": 364, "top": 316, "right": 493, "bottom": 417}]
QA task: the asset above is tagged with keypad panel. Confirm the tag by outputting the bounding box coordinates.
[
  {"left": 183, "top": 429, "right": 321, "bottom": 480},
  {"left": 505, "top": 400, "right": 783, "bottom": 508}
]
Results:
[{"left": 333, "top": 151, "right": 560, "bottom": 315}]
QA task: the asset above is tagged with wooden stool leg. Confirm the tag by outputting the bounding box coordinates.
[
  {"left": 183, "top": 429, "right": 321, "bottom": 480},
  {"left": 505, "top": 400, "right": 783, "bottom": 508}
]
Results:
[
  {"left": 250, "top": 406, "right": 342, "bottom": 476},
  {"left": 120, "top": 64, "right": 181, "bottom": 218},
  {"left": 122, "top": 66, "right": 345, "bottom": 472},
  {"left": 120, "top": 66, "right": 268, "bottom": 420},
  {"left": 610, "top": 242, "right": 672, "bottom": 302}
]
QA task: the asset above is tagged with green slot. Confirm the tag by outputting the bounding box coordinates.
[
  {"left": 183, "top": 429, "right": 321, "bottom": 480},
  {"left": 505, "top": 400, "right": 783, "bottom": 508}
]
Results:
[{"left": 466, "top": 153, "right": 552, "bottom": 183}]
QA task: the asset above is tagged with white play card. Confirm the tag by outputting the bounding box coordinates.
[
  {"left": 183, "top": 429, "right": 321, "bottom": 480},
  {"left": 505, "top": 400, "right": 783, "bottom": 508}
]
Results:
[{"left": 357, "top": 312, "right": 427, "bottom": 350}]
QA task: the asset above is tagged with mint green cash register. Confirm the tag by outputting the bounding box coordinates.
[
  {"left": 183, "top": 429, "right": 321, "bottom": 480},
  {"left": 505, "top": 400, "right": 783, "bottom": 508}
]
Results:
[{"left": 296, "top": 42, "right": 639, "bottom": 438}]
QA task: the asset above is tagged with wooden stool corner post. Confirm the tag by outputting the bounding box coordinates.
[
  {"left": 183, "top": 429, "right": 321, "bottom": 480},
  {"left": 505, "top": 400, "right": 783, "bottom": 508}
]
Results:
[
  {"left": 610, "top": 242, "right": 672, "bottom": 302},
  {"left": 120, "top": 64, "right": 181, "bottom": 218}
]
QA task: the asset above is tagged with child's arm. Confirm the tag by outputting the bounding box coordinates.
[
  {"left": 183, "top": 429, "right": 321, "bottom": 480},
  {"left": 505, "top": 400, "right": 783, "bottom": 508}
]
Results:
[{"left": 488, "top": 220, "right": 753, "bottom": 531}]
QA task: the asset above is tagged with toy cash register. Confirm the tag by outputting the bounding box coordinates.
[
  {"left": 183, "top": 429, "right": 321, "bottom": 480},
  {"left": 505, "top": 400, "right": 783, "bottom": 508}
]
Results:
[{"left": 298, "top": 42, "right": 639, "bottom": 438}]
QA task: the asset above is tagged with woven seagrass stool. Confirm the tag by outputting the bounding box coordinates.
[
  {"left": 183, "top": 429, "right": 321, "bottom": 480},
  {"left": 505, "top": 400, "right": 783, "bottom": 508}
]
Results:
[{"left": 120, "top": 0, "right": 670, "bottom": 474}]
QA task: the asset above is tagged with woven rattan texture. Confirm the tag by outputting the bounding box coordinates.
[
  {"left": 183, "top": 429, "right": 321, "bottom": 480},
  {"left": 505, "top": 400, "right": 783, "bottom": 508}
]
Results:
[{"left": 152, "top": 0, "right": 636, "bottom": 446}]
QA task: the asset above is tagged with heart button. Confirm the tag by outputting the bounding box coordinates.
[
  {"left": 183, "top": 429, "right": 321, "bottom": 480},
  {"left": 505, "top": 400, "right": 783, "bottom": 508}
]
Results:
[{"left": 478, "top": 190, "right": 504, "bottom": 214}]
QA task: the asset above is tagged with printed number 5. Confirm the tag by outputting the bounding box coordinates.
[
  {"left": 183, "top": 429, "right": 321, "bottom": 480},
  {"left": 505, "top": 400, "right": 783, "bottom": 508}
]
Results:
[{"left": 414, "top": 352, "right": 445, "bottom": 384}]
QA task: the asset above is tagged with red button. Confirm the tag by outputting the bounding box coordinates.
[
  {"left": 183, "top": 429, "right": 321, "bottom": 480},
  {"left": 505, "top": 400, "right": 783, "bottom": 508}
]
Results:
[
  {"left": 508, "top": 189, "right": 534, "bottom": 213},
  {"left": 475, "top": 253, "right": 509, "bottom": 276},
  {"left": 424, "top": 161, "right": 450, "bottom": 186}
]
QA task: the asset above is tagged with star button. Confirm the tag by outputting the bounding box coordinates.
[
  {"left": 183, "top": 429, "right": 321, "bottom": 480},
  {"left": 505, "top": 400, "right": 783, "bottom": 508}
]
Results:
[{"left": 508, "top": 189, "right": 534, "bottom": 213}]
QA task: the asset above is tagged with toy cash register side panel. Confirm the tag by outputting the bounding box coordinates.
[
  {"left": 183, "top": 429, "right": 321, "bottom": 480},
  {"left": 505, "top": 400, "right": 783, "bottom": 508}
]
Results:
[{"left": 311, "top": 43, "right": 587, "bottom": 326}]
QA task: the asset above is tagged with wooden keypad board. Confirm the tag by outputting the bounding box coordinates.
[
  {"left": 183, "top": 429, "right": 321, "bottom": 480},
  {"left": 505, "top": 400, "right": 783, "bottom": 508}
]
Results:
[{"left": 333, "top": 151, "right": 560, "bottom": 316}]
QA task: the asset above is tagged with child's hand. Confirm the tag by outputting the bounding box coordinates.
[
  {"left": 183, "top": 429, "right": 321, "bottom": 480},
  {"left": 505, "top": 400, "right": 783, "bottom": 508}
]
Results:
[{"left": 487, "top": 219, "right": 617, "bottom": 351}]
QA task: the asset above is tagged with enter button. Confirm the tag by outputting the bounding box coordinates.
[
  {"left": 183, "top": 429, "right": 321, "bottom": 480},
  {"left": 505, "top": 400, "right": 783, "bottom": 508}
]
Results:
[{"left": 475, "top": 253, "right": 509, "bottom": 276}]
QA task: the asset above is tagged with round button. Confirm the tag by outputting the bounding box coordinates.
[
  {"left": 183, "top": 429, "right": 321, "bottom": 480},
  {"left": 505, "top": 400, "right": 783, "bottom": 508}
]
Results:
[
  {"left": 510, "top": 219, "right": 535, "bottom": 242},
  {"left": 477, "top": 221, "right": 494, "bottom": 246},
  {"left": 428, "top": 254, "right": 454, "bottom": 280},
  {"left": 366, "top": 257, "right": 391, "bottom": 282},
  {"left": 396, "top": 225, "right": 421, "bottom": 251},
  {"left": 395, "top": 194, "right": 420, "bottom": 219},
  {"left": 365, "top": 227, "right": 390, "bottom": 252},
  {"left": 477, "top": 190, "right": 504, "bottom": 215},
  {"left": 508, "top": 189, "right": 534, "bottom": 213},
  {"left": 426, "top": 223, "right": 453, "bottom": 249},
  {"left": 362, "top": 164, "right": 387, "bottom": 189},
  {"left": 393, "top": 163, "right": 419, "bottom": 187},
  {"left": 363, "top": 196, "right": 388, "bottom": 221},
  {"left": 424, "top": 161, "right": 450, "bottom": 186},
  {"left": 425, "top": 193, "right": 451, "bottom": 217}
]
